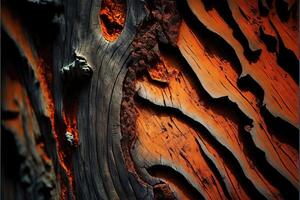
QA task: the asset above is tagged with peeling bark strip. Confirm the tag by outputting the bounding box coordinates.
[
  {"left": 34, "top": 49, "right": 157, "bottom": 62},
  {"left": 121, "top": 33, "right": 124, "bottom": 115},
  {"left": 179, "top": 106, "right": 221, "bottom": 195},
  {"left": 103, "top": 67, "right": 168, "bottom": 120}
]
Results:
[
  {"left": 1, "top": 0, "right": 299, "bottom": 200},
  {"left": 122, "top": 0, "right": 299, "bottom": 199}
]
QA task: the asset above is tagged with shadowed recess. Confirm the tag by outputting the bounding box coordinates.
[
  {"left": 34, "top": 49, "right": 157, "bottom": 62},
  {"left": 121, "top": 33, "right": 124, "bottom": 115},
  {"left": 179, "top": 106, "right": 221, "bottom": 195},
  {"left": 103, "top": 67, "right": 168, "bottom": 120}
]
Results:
[
  {"left": 99, "top": 0, "right": 127, "bottom": 41},
  {"left": 148, "top": 165, "right": 205, "bottom": 200}
]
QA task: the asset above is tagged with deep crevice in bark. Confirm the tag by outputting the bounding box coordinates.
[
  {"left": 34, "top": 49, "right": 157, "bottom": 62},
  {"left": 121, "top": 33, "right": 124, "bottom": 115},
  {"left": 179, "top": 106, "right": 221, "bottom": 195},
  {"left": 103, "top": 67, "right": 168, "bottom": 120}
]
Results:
[{"left": 148, "top": 165, "right": 205, "bottom": 200}]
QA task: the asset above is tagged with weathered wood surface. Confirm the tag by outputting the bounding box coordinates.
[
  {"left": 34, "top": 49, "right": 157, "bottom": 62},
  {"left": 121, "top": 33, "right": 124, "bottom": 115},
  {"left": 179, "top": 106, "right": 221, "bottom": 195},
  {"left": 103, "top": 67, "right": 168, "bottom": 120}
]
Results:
[
  {"left": 2, "top": 0, "right": 151, "bottom": 199},
  {"left": 1, "top": 0, "right": 299, "bottom": 199}
]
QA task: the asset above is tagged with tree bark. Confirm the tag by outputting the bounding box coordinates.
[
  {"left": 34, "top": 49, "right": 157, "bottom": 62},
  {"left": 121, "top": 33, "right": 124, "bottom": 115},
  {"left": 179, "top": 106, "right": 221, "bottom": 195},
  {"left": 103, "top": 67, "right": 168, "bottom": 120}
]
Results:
[{"left": 1, "top": 0, "right": 299, "bottom": 200}]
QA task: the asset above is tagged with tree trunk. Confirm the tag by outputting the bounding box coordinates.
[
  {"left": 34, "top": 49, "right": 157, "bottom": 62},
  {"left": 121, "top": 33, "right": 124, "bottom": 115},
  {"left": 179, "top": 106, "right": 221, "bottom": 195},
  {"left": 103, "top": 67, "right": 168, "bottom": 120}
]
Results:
[{"left": 1, "top": 0, "right": 299, "bottom": 199}]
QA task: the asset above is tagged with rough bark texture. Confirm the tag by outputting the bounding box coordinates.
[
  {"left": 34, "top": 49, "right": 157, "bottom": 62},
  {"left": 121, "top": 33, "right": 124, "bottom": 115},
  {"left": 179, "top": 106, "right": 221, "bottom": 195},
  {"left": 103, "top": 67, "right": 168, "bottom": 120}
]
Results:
[{"left": 1, "top": 0, "right": 299, "bottom": 200}]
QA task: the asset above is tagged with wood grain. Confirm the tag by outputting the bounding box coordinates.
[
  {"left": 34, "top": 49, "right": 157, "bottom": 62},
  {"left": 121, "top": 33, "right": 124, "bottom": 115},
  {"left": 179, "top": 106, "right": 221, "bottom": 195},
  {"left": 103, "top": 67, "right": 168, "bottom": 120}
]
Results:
[{"left": 1, "top": 0, "right": 298, "bottom": 199}]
